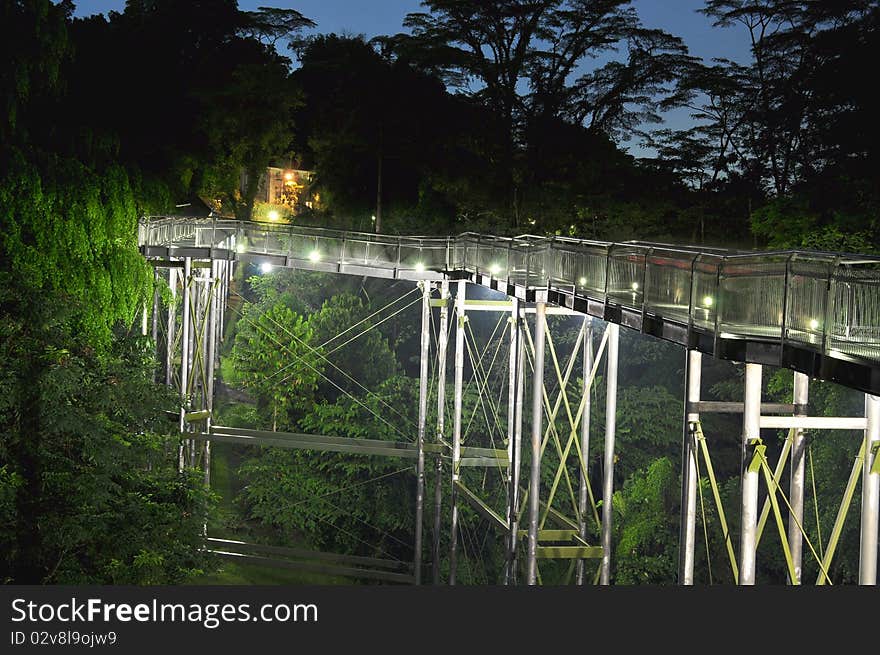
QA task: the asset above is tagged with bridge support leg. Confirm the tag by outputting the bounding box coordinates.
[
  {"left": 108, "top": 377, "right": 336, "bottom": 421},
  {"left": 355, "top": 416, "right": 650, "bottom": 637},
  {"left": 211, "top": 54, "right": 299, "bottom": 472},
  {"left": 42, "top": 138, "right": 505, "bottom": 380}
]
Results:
[
  {"left": 414, "top": 281, "right": 431, "bottom": 585},
  {"left": 860, "top": 393, "right": 880, "bottom": 584},
  {"left": 449, "top": 280, "right": 466, "bottom": 585},
  {"left": 679, "top": 350, "right": 701, "bottom": 585},
  {"left": 789, "top": 372, "right": 809, "bottom": 584},
  {"left": 739, "top": 363, "right": 762, "bottom": 585},
  {"left": 526, "top": 300, "right": 547, "bottom": 585},
  {"left": 165, "top": 267, "right": 176, "bottom": 388},
  {"left": 204, "top": 261, "right": 219, "bottom": 489},
  {"left": 600, "top": 323, "right": 619, "bottom": 585},
  {"left": 178, "top": 257, "right": 192, "bottom": 471},
  {"left": 576, "top": 318, "right": 594, "bottom": 585},
  {"left": 433, "top": 281, "right": 449, "bottom": 585},
  {"left": 151, "top": 268, "right": 159, "bottom": 382},
  {"left": 505, "top": 298, "right": 522, "bottom": 585}
]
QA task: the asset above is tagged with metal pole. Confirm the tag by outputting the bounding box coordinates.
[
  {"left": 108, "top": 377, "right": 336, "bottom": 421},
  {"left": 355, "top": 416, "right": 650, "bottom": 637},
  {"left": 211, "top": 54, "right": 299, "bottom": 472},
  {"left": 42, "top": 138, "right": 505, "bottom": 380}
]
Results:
[
  {"left": 166, "top": 267, "right": 177, "bottom": 387},
  {"left": 600, "top": 323, "right": 619, "bottom": 585},
  {"left": 178, "top": 257, "right": 192, "bottom": 471},
  {"left": 576, "top": 318, "right": 594, "bottom": 585},
  {"left": 205, "top": 261, "right": 219, "bottom": 487},
  {"left": 678, "top": 350, "right": 701, "bottom": 585},
  {"left": 510, "top": 306, "right": 525, "bottom": 584},
  {"left": 789, "top": 372, "right": 809, "bottom": 584},
  {"left": 433, "top": 280, "right": 449, "bottom": 585},
  {"left": 414, "top": 281, "right": 431, "bottom": 585},
  {"left": 739, "top": 363, "right": 762, "bottom": 585},
  {"left": 504, "top": 298, "right": 521, "bottom": 584},
  {"left": 859, "top": 393, "right": 880, "bottom": 584},
  {"left": 449, "top": 280, "right": 466, "bottom": 585},
  {"left": 151, "top": 268, "right": 159, "bottom": 382},
  {"left": 526, "top": 300, "right": 547, "bottom": 586}
]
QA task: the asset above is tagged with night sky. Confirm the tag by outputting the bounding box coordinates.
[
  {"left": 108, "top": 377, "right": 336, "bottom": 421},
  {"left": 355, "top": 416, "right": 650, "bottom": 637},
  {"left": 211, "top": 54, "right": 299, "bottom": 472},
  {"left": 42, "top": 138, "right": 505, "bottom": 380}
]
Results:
[{"left": 70, "top": 1, "right": 755, "bottom": 153}]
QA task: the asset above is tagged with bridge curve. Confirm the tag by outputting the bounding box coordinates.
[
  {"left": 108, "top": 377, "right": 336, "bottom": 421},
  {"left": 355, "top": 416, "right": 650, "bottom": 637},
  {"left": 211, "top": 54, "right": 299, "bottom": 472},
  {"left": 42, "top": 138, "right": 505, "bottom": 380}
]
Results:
[{"left": 139, "top": 216, "right": 880, "bottom": 395}]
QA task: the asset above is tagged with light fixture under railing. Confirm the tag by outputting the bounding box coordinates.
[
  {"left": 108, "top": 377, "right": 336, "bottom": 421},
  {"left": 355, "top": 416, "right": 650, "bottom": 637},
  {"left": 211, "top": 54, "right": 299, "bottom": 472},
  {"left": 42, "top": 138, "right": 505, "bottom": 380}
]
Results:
[
  {"left": 308, "top": 250, "right": 321, "bottom": 263},
  {"left": 260, "top": 262, "right": 273, "bottom": 274}
]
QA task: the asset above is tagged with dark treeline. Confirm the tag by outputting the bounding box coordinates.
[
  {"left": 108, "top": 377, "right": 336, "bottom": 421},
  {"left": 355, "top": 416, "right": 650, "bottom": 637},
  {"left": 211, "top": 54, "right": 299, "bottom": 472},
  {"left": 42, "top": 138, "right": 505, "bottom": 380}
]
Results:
[{"left": 1, "top": 0, "right": 878, "bottom": 585}]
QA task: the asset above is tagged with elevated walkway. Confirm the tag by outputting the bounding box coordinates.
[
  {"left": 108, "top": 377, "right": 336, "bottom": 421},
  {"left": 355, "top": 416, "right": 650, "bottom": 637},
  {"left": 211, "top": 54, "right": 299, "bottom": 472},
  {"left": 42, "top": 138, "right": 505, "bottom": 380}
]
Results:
[{"left": 139, "top": 216, "right": 880, "bottom": 395}]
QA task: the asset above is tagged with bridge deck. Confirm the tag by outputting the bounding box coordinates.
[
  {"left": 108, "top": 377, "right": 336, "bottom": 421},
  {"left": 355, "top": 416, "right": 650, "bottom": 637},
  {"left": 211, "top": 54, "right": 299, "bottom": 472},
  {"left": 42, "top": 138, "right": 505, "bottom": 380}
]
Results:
[{"left": 139, "top": 217, "right": 880, "bottom": 396}]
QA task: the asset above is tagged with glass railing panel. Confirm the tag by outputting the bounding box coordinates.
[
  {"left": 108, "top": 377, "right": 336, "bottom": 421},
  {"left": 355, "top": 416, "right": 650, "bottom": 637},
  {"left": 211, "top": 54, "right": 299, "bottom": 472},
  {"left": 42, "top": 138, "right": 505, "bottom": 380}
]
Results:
[
  {"left": 785, "top": 255, "right": 834, "bottom": 349},
  {"left": 606, "top": 246, "right": 648, "bottom": 309},
  {"left": 829, "top": 261, "right": 880, "bottom": 361},
  {"left": 719, "top": 255, "right": 787, "bottom": 340},
  {"left": 645, "top": 250, "right": 697, "bottom": 325},
  {"left": 690, "top": 255, "right": 722, "bottom": 330}
]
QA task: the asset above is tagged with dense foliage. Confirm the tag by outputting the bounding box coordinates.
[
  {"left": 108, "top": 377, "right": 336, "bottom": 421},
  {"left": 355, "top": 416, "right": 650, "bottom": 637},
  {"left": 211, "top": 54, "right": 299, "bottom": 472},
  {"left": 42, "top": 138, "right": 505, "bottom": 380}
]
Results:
[{"left": 2, "top": 0, "right": 878, "bottom": 585}]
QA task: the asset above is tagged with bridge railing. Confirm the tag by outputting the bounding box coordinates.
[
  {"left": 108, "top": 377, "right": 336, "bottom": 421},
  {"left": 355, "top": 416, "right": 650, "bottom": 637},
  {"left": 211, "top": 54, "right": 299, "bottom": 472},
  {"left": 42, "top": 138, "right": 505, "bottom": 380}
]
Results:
[{"left": 139, "top": 216, "right": 880, "bottom": 366}]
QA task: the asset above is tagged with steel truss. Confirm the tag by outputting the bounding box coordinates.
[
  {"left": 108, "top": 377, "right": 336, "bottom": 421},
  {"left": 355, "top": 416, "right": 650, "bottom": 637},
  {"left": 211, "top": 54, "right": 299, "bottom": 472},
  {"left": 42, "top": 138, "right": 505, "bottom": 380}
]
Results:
[
  {"left": 143, "top": 247, "right": 879, "bottom": 585},
  {"left": 678, "top": 357, "right": 880, "bottom": 585}
]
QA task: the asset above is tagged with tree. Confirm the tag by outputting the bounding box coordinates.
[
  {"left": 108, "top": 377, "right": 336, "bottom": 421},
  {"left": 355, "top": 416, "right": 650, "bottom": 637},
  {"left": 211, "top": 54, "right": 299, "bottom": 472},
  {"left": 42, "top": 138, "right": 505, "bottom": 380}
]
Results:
[
  {"left": 397, "top": 1, "right": 692, "bottom": 225},
  {"left": 228, "top": 297, "right": 323, "bottom": 430},
  {"left": 239, "top": 376, "right": 421, "bottom": 559},
  {"left": 613, "top": 457, "right": 679, "bottom": 584}
]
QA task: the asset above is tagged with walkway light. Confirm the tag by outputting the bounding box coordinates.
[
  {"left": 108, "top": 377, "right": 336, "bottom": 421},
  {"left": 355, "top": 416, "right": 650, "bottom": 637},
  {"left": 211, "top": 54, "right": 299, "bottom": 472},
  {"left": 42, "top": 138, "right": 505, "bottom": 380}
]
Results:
[
  {"left": 236, "top": 243, "right": 246, "bottom": 253},
  {"left": 267, "top": 210, "right": 280, "bottom": 221},
  {"left": 809, "top": 318, "right": 820, "bottom": 330},
  {"left": 415, "top": 262, "right": 426, "bottom": 273},
  {"left": 579, "top": 277, "right": 587, "bottom": 286},
  {"left": 631, "top": 282, "right": 639, "bottom": 291},
  {"left": 260, "top": 262, "right": 273, "bottom": 274},
  {"left": 308, "top": 249, "right": 321, "bottom": 263},
  {"left": 703, "top": 296, "right": 714, "bottom": 307},
  {"left": 489, "top": 264, "right": 502, "bottom": 276}
]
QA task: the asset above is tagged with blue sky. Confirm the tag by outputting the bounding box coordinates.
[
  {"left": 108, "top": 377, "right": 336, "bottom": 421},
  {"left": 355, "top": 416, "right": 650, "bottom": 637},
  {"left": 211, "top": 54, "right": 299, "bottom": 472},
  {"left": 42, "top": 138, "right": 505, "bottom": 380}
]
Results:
[{"left": 70, "top": 1, "right": 752, "bottom": 154}]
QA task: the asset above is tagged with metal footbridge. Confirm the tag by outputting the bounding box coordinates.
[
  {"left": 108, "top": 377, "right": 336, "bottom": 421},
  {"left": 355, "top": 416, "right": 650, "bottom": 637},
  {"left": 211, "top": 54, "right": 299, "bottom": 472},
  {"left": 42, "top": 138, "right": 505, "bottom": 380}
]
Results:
[
  {"left": 139, "top": 216, "right": 880, "bottom": 585},
  {"left": 140, "top": 216, "right": 880, "bottom": 394}
]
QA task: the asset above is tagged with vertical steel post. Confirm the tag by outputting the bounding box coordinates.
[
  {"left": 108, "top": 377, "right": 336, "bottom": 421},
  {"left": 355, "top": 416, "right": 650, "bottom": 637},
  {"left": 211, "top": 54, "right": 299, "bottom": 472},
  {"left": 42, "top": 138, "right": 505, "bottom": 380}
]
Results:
[
  {"left": 600, "top": 323, "right": 619, "bottom": 585},
  {"left": 166, "top": 267, "right": 177, "bottom": 387},
  {"left": 151, "top": 268, "right": 159, "bottom": 383},
  {"left": 433, "top": 280, "right": 449, "bottom": 585},
  {"left": 859, "top": 393, "right": 880, "bottom": 584},
  {"left": 449, "top": 280, "right": 466, "bottom": 585},
  {"left": 526, "top": 300, "right": 547, "bottom": 586},
  {"left": 739, "top": 363, "right": 762, "bottom": 585},
  {"left": 789, "top": 372, "right": 809, "bottom": 584},
  {"left": 576, "top": 318, "right": 594, "bottom": 585},
  {"left": 414, "top": 281, "right": 431, "bottom": 585},
  {"left": 504, "top": 298, "right": 521, "bottom": 584},
  {"left": 679, "top": 350, "right": 701, "bottom": 585},
  {"left": 178, "top": 258, "right": 192, "bottom": 470},
  {"left": 510, "top": 305, "right": 526, "bottom": 584},
  {"left": 205, "top": 261, "right": 219, "bottom": 488}
]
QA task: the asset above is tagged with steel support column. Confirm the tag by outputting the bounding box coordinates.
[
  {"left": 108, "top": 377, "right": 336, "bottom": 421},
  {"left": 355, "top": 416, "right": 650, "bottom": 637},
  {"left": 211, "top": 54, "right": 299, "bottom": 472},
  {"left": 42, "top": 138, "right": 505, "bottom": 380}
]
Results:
[
  {"left": 679, "top": 350, "right": 701, "bottom": 585},
  {"left": 432, "top": 280, "right": 449, "bottom": 585},
  {"left": 526, "top": 301, "right": 547, "bottom": 586},
  {"left": 414, "top": 281, "right": 431, "bottom": 585},
  {"left": 739, "top": 363, "right": 762, "bottom": 585},
  {"left": 178, "top": 257, "right": 192, "bottom": 471},
  {"left": 600, "top": 323, "right": 619, "bottom": 585},
  {"left": 204, "top": 261, "right": 219, "bottom": 488},
  {"left": 859, "top": 393, "right": 880, "bottom": 584},
  {"left": 504, "top": 298, "right": 522, "bottom": 584},
  {"left": 789, "top": 372, "right": 809, "bottom": 584},
  {"left": 576, "top": 318, "right": 594, "bottom": 585},
  {"left": 165, "top": 267, "right": 177, "bottom": 388},
  {"left": 151, "top": 268, "right": 159, "bottom": 382},
  {"left": 449, "top": 280, "right": 466, "bottom": 585}
]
